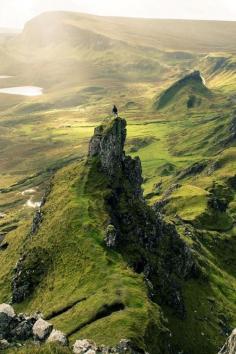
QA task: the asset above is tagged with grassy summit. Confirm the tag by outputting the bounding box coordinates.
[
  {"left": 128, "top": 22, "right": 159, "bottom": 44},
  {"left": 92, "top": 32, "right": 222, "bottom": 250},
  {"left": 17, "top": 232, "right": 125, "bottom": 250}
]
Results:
[{"left": 156, "top": 70, "right": 211, "bottom": 110}]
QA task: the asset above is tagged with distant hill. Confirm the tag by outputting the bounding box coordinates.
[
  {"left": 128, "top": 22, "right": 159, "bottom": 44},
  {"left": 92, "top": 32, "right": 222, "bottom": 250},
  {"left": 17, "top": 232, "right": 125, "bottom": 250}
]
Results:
[
  {"left": 155, "top": 70, "right": 212, "bottom": 110},
  {"left": 21, "top": 13, "right": 120, "bottom": 50},
  {"left": 6, "top": 11, "right": 234, "bottom": 93},
  {"left": 20, "top": 11, "right": 236, "bottom": 53}
]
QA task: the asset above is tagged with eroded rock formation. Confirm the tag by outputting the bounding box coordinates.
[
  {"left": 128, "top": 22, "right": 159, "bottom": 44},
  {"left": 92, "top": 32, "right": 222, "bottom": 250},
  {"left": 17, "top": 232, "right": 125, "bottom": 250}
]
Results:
[{"left": 88, "top": 117, "right": 199, "bottom": 318}]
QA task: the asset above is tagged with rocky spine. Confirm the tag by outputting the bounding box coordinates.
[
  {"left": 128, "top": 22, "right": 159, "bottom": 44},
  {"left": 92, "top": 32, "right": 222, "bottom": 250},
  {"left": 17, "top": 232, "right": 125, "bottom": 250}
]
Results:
[{"left": 88, "top": 117, "right": 199, "bottom": 318}]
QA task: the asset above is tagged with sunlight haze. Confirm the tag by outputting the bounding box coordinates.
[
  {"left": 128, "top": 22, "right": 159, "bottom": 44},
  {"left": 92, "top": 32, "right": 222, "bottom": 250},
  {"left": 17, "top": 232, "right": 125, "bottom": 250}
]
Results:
[{"left": 0, "top": 0, "right": 236, "bottom": 29}]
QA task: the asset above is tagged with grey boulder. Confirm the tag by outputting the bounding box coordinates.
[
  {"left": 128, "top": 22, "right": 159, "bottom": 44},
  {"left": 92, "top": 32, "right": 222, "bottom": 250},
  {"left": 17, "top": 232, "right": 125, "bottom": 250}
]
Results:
[
  {"left": 0, "top": 304, "right": 16, "bottom": 339},
  {"left": 0, "top": 339, "right": 10, "bottom": 349},
  {"left": 105, "top": 224, "right": 117, "bottom": 248},
  {"left": 73, "top": 339, "right": 97, "bottom": 353},
  {"left": 11, "top": 317, "right": 36, "bottom": 341},
  {"left": 33, "top": 318, "right": 53, "bottom": 341},
  {"left": 0, "top": 304, "right": 15, "bottom": 318},
  {"left": 47, "top": 329, "right": 68, "bottom": 346}
]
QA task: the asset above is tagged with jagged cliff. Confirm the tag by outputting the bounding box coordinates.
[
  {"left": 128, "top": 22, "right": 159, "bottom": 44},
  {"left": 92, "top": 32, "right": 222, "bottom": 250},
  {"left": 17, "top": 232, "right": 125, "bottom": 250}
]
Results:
[{"left": 88, "top": 117, "right": 199, "bottom": 319}]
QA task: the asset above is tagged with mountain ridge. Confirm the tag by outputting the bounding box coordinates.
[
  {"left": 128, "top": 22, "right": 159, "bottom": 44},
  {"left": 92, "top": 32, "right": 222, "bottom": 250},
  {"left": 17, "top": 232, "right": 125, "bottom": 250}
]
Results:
[
  {"left": 156, "top": 70, "right": 212, "bottom": 110},
  {"left": 19, "top": 11, "right": 236, "bottom": 52}
]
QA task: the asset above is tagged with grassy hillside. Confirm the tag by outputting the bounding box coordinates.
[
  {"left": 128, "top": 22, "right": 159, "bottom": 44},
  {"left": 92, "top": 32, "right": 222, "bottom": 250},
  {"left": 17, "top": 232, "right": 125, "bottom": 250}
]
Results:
[
  {"left": 21, "top": 12, "right": 236, "bottom": 53},
  {"left": 155, "top": 70, "right": 211, "bottom": 110},
  {"left": 0, "top": 157, "right": 168, "bottom": 353}
]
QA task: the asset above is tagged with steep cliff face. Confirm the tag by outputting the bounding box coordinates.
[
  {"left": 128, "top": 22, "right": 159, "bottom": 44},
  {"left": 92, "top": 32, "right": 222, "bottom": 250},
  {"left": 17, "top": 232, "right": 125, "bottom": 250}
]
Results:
[
  {"left": 89, "top": 118, "right": 127, "bottom": 177},
  {"left": 88, "top": 117, "right": 199, "bottom": 319},
  {"left": 88, "top": 117, "right": 143, "bottom": 197}
]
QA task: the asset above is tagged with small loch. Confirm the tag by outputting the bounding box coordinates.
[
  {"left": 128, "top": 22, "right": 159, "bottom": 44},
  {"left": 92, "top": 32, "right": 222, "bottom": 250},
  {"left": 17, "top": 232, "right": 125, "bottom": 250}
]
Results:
[
  {"left": 0, "top": 75, "right": 13, "bottom": 79},
  {"left": 0, "top": 86, "right": 43, "bottom": 96}
]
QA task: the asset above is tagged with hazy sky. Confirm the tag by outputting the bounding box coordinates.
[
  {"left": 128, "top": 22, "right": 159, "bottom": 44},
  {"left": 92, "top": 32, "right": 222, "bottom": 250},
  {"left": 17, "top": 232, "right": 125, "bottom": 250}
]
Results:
[{"left": 1, "top": 0, "right": 236, "bottom": 29}]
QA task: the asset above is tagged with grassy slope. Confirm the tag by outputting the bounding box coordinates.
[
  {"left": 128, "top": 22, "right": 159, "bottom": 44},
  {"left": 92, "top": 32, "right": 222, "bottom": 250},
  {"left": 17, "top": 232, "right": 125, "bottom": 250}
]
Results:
[
  {"left": 8, "top": 343, "right": 71, "bottom": 354},
  {"left": 155, "top": 71, "right": 212, "bottom": 111},
  {"left": 24, "top": 12, "right": 236, "bottom": 53},
  {"left": 0, "top": 159, "right": 167, "bottom": 353}
]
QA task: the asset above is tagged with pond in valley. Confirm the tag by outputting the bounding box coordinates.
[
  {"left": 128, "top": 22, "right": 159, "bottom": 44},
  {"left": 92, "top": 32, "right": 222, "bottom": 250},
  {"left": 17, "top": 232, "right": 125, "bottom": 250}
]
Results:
[
  {"left": 0, "top": 86, "right": 43, "bottom": 96},
  {"left": 0, "top": 75, "right": 13, "bottom": 79}
]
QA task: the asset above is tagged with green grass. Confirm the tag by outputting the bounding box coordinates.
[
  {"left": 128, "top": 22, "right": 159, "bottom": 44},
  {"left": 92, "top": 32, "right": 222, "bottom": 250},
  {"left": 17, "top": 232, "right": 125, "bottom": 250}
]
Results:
[
  {"left": 164, "top": 184, "right": 209, "bottom": 221},
  {"left": 0, "top": 160, "right": 167, "bottom": 352},
  {"left": 7, "top": 343, "right": 71, "bottom": 354}
]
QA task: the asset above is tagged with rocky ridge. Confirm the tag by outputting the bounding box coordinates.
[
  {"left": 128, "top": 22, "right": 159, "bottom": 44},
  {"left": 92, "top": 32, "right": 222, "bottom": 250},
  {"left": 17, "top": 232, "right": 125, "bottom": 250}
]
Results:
[{"left": 88, "top": 117, "right": 200, "bottom": 318}]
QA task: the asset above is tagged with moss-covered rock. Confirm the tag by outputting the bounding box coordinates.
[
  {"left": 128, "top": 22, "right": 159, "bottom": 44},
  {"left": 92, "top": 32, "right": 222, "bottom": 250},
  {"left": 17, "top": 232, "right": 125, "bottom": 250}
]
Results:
[{"left": 12, "top": 247, "right": 51, "bottom": 303}]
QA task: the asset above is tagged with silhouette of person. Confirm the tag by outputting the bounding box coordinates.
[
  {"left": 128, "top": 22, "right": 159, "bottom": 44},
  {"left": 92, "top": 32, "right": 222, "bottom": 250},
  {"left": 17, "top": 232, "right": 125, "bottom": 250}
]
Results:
[{"left": 112, "top": 105, "right": 118, "bottom": 117}]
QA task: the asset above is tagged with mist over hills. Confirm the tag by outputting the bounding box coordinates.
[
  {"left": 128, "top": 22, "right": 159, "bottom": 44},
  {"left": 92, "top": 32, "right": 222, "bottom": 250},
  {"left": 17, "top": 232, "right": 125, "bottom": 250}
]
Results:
[{"left": 20, "top": 11, "right": 236, "bottom": 52}]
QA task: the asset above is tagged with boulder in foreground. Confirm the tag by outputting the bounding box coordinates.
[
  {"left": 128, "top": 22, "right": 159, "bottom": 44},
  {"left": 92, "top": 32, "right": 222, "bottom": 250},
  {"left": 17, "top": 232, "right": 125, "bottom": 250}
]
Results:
[{"left": 33, "top": 318, "right": 53, "bottom": 341}]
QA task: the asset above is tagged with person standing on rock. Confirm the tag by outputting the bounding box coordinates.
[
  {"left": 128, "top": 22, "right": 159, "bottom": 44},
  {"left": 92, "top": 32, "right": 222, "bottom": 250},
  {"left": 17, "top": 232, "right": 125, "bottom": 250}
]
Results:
[{"left": 112, "top": 105, "right": 118, "bottom": 118}]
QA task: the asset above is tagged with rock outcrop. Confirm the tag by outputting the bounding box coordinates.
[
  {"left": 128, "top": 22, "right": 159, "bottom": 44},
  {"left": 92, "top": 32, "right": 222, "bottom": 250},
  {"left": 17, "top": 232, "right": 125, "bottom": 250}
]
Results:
[
  {"left": 88, "top": 117, "right": 199, "bottom": 318},
  {"left": 218, "top": 329, "right": 236, "bottom": 354},
  {"left": 176, "top": 161, "right": 208, "bottom": 180},
  {"left": 47, "top": 329, "right": 68, "bottom": 346},
  {"left": 88, "top": 118, "right": 143, "bottom": 198},
  {"left": 105, "top": 224, "right": 117, "bottom": 248},
  {"left": 89, "top": 118, "right": 127, "bottom": 177},
  {"left": 0, "top": 303, "right": 67, "bottom": 350},
  {"left": 73, "top": 339, "right": 148, "bottom": 354},
  {"left": 220, "top": 114, "right": 236, "bottom": 148},
  {"left": 28, "top": 184, "right": 52, "bottom": 238},
  {"left": 12, "top": 247, "right": 51, "bottom": 303},
  {"left": 0, "top": 304, "right": 16, "bottom": 340},
  {"left": 0, "top": 304, "right": 38, "bottom": 343},
  {"left": 0, "top": 339, "right": 10, "bottom": 350},
  {"left": 73, "top": 339, "right": 97, "bottom": 354},
  {"left": 33, "top": 318, "right": 53, "bottom": 341}
]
